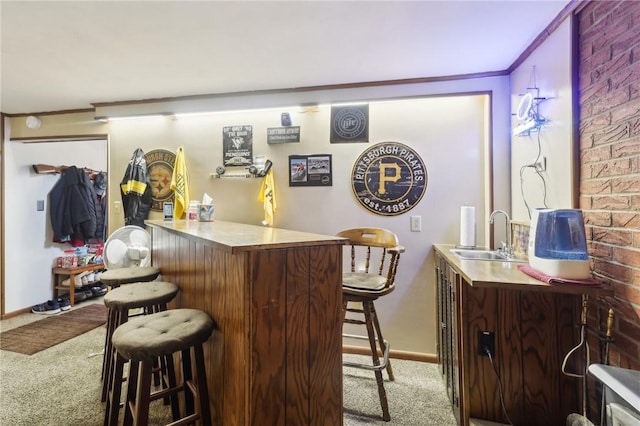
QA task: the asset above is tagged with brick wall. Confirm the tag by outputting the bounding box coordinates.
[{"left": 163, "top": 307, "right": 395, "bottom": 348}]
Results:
[{"left": 579, "top": 0, "right": 640, "bottom": 374}]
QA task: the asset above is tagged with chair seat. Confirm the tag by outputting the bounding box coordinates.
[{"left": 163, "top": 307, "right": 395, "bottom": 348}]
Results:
[
  {"left": 100, "top": 266, "right": 160, "bottom": 286},
  {"left": 112, "top": 308, "right": 214, "bottom": 361},
  {"left": 343, "top": 272, "right": 387, "bottom": 291},
  {"left": 103, "top": 281, "right": 179, "bottom": 311}
]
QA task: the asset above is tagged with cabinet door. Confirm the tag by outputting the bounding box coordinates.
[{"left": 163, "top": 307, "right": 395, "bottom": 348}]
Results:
[
  {"left": 446, "top": 263, "right": 462, "bottom": 424},
  {"left": 435, "top": 252, "right": 463, "bottom": 425}
]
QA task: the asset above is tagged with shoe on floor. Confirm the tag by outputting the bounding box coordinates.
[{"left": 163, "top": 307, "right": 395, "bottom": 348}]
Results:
[
  {"left": 32, "top": 300, "right": 61, "bottom": 315},
  {"left": 90, "top": 282, "right": 107, "bottom": 297},
  {"left": 74, "top": 290, "right": 88, "bottom": 303},
  {"left": 57, "top": 296, "right": 71, "bottom": 311}
]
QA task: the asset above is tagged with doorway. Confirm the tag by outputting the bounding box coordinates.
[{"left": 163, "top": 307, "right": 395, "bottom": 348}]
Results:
[{"left": 2, "top": 137, "right": 107, "bottom": 316}]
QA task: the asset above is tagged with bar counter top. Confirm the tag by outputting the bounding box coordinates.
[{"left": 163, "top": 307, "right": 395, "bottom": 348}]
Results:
[
  {"left": 146, "top": 219, "right": 346, "bottom": 254},
  {"left": 434, "top": 243, "right": 613, "bottom": 297}
]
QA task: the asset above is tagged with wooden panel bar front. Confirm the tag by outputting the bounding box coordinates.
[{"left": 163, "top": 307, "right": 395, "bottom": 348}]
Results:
[{"left": 146, "top": 220, "right": 345, "bottom": 426}]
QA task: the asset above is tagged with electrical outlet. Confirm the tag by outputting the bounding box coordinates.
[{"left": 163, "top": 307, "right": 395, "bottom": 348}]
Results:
[
  {"left": 410, "top": 215, "right": 422, "bottom": 232},
  {"left": 534, "top": 157, "right": 546, "bottom": 172},
  {"left": 477, "top": 331, "right": 495, "bottom": 357},
  {"left": 36, "top": 200, "right": 45, "bottom": 211},
  {"left": 114, "top": 201, "right": 121, "bottom": 213}
]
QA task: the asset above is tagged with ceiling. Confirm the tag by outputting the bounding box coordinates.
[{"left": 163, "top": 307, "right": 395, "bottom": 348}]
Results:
[{"left": 1, "top": 0, "right": 571, "bottom": 115}]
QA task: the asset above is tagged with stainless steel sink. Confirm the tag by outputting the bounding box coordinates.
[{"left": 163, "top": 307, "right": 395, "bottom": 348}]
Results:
[{"left": 450, "top": 248, "right": 526, "bottom": 263}]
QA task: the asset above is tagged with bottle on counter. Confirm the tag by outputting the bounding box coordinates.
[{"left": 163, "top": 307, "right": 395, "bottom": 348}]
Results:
[{"left": 187, "top": 201, "right": 200, "bottom": 221}]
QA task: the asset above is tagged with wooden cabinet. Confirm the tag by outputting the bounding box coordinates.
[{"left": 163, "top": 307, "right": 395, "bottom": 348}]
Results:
[{"left": 434, "top": 245, "right": 613, "bottom": 426}]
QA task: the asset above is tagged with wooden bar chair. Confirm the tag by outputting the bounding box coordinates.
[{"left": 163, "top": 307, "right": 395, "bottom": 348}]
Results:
[{"left": 337, "top": 227, "right": 404, "bottom": 422}]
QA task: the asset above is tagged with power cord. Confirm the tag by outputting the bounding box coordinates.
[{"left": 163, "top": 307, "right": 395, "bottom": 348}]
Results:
[
  {"left": 562, "top": 296, "right": 591, "bottom": 423},
  {"left": 486, "top": 347, "right": 515, "bottom": 425},
  {"left": 519, "top": 130, "right": 549, "bottom": 219}
]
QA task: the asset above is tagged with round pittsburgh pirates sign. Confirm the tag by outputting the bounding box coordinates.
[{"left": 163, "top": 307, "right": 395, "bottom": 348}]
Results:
[
  {"left": 351, "top": 141, "right": 428, "bottom": 216},
  {"left": 144, "top": 149, "right": 176, "bottom": 212}
]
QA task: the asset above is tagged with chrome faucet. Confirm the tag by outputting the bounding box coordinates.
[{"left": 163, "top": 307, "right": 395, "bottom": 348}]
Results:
[{"left": 489, "top": 209, "right": 513, "bottom": 257}]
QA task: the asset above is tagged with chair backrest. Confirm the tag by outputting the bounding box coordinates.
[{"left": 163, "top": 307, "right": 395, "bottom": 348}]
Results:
[{"left": 336, "top": 228, "right": 405, "bottom": 290}]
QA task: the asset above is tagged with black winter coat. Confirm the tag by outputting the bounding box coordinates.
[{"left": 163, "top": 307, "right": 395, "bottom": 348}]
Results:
[{"left": 49, "top": 166, "right": 98, "bottom": 243}]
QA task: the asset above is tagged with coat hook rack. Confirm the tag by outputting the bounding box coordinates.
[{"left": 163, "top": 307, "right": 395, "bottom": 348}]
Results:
[{"left": 32, "top": 163, "right": 104, "bottom": 178}]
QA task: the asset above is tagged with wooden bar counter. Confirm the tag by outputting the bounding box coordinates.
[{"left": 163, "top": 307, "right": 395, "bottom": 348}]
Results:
[{"left": 145, "top": 219, "right": 346, "bottom": 426}]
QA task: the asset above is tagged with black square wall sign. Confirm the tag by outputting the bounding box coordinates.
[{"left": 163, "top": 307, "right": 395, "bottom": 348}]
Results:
[{"left": 330, "top": 104, "right": 369, "bottom": 143}]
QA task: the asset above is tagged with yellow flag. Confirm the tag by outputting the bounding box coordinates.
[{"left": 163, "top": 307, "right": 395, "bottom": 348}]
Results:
[
  {"left": 170, "top": 146, "right": 190, "bottom": 219},
  {"left": 258, "top": 167, "right": 276, "bottom": 226}
]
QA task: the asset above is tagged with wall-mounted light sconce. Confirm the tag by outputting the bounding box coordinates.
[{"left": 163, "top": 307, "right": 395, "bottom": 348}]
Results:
[{"left": 25, "top": 115, "right": 41, "bottom": 129}]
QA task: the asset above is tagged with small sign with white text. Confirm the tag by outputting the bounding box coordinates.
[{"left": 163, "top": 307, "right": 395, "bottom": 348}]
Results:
[{"left": 267, "top": 126, "right": 301, "bottom": 144}]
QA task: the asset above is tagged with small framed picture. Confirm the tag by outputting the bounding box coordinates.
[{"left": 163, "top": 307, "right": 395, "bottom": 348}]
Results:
[{"left": 289, "top": 154, "right": 332, "bottom": 186}]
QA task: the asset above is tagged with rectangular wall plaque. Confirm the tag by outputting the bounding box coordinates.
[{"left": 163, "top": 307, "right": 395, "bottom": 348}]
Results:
[{"left": 267, "top": 126, "right": 301, "bottom": 144}]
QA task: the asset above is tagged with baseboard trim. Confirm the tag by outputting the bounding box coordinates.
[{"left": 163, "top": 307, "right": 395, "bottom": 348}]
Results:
[
  {"left": 1, "top": 306, "right": 32, "bottom": 320},
  {"left": 343, "top": 345, "right": 438, "bottom": 364}
]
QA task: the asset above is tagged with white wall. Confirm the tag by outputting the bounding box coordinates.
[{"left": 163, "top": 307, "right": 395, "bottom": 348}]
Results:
[
  {"left": 4, "top": 75, "right": 511, "bottom": 355},
  {"left": 3, "top": 138, "right": 107, "bottom": 312},
  {"left": 106, "top": 94, "right": 494, "bottom": 355},
  {"left": 510, "top": 18, "right": 574, "bottom": 221}
]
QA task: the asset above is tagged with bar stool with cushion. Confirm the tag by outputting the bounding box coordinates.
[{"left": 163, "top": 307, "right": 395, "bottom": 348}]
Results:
[
  {"left": 109, "top": 308, "right": 214, "bottom": 426},
  {"left": 99, "top": 266, "right": 161, "bottom": 289},
  {"left": 337, "top": 227, "right": 404, "bottom": 422},
  {"left": 101, "top": 281, "right": 180, "bottom": 406}
]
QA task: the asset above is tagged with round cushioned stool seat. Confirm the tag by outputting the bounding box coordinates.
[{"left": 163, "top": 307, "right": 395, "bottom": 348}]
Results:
[
  {"left": 100, "top": 266, "right": 160, "bottom": 287},
  {"left": 108, "top": 309, "right": 214, "bottom": 426},
  {"left": 103, "top": 281, "right": 179, "bottom": 311},
  {"left": 112, "top": 308, "right": 214, "bottom": 361}
]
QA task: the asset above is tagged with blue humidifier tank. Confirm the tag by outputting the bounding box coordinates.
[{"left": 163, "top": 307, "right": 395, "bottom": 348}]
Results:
[{"left": 528, "top": 208, "right": 591, "bottom": 280}]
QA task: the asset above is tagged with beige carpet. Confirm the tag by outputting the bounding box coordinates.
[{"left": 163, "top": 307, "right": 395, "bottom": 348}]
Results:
[{"left": 0, "top": 302, "right": 457, "bottom": 425}]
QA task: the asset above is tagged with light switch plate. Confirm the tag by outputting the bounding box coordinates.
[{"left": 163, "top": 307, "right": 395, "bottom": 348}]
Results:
[
  {"left": 36, "top": 200, "right": 45, "bottom": 211},
  {"left": 410, "top": 215, "right": 422, "bottom": 232}
]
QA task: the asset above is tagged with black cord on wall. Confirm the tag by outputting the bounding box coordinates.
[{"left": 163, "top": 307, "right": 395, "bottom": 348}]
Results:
[
  {"left": 486, "top": 348, "right": 515, "bottom": 426},
  {"left": 519, "top": 130, "right": 549, "bottom": 219}
]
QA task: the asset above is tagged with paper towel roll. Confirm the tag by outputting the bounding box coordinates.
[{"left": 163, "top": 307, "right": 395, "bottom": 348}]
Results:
[{"left": 459, "top": 206, "right": 475, "bottom": 247}]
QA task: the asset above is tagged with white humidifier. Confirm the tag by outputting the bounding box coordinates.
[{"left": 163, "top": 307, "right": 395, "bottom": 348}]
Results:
[{"left": 528, "top": 208, "right": 591, "bottom": 280}]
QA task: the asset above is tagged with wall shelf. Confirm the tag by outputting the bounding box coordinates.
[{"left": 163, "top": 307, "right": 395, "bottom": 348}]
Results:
[
  {"left": 211, "top": 172, "right": 257, "bottom": 179},
  {"left": 211, "top": 160, "right": 272, "bottom": 179}
]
